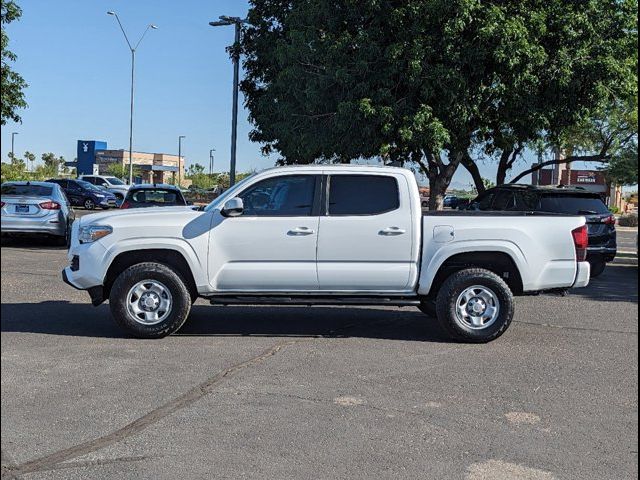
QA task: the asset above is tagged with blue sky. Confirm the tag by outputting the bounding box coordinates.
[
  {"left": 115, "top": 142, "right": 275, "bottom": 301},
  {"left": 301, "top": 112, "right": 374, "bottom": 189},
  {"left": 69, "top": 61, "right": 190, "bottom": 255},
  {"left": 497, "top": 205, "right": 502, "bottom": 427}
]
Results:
[{"left": 1, "top": 0, "right": 563, "bottom": 189}]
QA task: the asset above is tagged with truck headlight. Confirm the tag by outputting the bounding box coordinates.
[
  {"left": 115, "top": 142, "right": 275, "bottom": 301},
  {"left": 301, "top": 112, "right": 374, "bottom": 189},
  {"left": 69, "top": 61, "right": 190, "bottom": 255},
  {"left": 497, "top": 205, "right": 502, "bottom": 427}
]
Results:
[{"left": 79, "top": 225, "right": 112, "bottom": 243}]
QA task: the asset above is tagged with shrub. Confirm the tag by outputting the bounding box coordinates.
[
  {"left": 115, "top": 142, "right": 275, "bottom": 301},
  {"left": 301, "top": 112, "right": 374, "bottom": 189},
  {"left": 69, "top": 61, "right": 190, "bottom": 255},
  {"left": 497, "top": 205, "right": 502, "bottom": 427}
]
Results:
[{"left": 618, "top": 214, "right": 639, "bottom": 227}]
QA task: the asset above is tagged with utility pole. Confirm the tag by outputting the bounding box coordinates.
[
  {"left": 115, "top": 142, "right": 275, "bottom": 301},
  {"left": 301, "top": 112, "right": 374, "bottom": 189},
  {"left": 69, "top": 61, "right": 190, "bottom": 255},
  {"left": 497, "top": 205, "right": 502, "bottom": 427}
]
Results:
[
  {"left": 178, "top": 135, "right": 186, "bottom": 186},
  {"left": 11, "top": 132, "right": 18, "bottom": 161},
  {"left": 209, "top": 148, "right": 216, "bottom": 175},
  {"left": 209, "top": 16, "right": 247, "bottom": 187}
]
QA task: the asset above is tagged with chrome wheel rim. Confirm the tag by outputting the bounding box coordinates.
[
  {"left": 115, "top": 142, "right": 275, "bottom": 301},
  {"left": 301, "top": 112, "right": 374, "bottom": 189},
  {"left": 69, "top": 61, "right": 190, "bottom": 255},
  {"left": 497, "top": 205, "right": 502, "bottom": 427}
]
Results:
[
  {"left": 455, "top": 285, "right": 500, "bottom": 330},
  {"left": 126, "top": 280, "right": 173, "bottom": 325}
]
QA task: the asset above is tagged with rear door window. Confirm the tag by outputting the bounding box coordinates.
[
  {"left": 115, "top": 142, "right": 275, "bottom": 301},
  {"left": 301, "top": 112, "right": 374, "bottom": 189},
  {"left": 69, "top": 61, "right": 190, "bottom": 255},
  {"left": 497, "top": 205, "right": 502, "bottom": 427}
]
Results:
[
  {"left": 491, "top": 190, "right": 516, "bottom": 210},
  {"left": 539, "top": 195, "right": 609, "bottom": 214},
  {"left": 328, "top": 175, "right": 399, "bottom": 215},
  {"left": 83, "top": 176, "right": 97, "bottom": 185}
]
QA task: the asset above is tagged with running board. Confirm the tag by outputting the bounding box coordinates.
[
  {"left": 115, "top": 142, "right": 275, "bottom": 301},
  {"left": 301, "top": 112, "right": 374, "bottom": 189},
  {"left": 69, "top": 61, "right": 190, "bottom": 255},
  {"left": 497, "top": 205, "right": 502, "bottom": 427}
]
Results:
[{"left": 206, "top": 295, "right": 421, "bottom": 307}]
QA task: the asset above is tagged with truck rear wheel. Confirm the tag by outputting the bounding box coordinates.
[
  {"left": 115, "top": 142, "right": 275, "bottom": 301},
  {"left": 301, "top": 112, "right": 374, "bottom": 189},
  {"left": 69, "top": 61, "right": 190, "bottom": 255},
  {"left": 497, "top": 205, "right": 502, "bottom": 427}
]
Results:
[
  {"left": 109, "top": 262, "right": 192, "bottom": 338},
  {"left": 436, "top": 268, "right": 514, "bottom": 343}
]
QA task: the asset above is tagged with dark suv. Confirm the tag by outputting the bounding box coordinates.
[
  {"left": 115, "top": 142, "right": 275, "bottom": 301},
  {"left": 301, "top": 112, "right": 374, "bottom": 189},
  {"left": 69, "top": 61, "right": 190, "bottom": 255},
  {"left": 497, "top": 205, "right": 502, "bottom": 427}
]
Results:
[
  {"left": 46, "top": 178, "right": 117, "bottom": 210},
  {"left": 468, "top": 185, "right": 617, "bottom": 277}
]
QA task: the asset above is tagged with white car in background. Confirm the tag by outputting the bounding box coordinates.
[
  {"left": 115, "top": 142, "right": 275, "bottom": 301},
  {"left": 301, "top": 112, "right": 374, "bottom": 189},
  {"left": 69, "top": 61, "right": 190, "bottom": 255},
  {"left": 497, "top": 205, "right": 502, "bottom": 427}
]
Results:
[{"left": 79, "top": 175, "right": 130, "bottom": 202}]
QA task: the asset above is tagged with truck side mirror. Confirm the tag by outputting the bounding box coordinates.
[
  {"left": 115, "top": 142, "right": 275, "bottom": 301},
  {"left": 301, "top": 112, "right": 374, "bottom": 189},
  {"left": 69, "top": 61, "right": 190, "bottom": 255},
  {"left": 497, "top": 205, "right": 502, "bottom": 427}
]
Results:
[{"left": 221, "top": 197, "right": 244, "bottom": 217}]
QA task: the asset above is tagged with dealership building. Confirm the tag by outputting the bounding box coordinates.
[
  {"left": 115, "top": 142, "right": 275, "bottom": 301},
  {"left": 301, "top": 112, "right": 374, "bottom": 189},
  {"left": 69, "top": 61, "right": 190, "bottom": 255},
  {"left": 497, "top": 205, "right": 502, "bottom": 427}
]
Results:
[{"left": 74, "top": 140, "right": 186, "bottom": 185}]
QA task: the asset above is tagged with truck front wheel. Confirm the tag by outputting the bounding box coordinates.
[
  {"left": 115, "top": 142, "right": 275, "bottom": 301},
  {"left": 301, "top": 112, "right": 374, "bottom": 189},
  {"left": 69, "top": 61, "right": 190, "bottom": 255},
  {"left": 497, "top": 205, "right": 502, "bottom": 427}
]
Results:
[
  {"left": 435, "top": 268, "right": 514, "bottom": 343},
  {"left": 109, "top": 262, "right": 192, "bottom": 338}
]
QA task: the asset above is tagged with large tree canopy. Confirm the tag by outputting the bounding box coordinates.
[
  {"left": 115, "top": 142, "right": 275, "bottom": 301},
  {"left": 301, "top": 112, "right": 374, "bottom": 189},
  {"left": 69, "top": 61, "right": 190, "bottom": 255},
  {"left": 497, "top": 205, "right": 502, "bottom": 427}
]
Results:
[
  {"left": 1, "top": 0, "right": 27, "bottom": 125},
  {"left": 242, "top": 0, "right": 637, "bottom": 208}
]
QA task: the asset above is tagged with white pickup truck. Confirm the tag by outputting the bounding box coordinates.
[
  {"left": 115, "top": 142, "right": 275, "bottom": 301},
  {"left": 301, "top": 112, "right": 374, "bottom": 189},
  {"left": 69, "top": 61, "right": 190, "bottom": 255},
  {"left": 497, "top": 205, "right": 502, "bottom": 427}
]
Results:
[{"left": 62, "top": 166, "right": 591, "bottom": 342}]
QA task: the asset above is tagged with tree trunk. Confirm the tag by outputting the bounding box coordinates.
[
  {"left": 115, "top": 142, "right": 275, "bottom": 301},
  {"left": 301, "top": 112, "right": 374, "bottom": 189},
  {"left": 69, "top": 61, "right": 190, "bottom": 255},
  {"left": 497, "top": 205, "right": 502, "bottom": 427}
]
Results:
[
  {"left": 428, "top": 176, "right": 447, "bottom": 210},
  {"left": 496, "top": 148, "right": 513, "bottom": 186},
  {"left": 461, "top": 152, "right": 485, "bottom": 194}
]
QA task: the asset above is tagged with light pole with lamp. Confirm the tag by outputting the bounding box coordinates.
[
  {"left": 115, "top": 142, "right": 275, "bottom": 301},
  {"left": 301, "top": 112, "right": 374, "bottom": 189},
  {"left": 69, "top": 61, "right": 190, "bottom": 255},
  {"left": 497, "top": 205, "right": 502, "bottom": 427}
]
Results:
[
  {"left": 209, "top": 16, "right": 247, "bottom": 187},
  {"left": 107, "top": 11, "right": 158, "bottom": 185},
  {"left": 177, "top": 135, "right": 186, "bottom": 186},
  {"left": 10, "top": 132, "right": 18, "bottom": 161}
]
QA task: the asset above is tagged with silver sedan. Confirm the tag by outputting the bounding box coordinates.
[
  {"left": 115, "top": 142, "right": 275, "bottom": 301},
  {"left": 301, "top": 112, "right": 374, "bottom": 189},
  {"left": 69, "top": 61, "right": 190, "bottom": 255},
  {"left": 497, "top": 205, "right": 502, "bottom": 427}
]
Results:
[{"left": 1, "top": 181, "right": 75, "bottom": 245}]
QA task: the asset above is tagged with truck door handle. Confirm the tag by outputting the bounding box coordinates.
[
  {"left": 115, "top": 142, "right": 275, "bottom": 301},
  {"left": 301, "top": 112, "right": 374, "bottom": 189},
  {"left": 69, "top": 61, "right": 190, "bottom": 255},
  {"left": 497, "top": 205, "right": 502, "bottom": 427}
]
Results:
[
  {"left": 287, "top": 227, "right": 315, "bottom": 236},
  {"left": 379, "top": 227, "right": 406, "bottom": 236}
]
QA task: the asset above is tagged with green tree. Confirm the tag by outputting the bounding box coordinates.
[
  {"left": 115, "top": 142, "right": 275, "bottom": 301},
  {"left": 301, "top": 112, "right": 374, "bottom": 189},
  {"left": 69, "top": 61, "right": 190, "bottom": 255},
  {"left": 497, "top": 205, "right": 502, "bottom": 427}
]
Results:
[
  {"left": 0, "top": 153, "right": 26, "bottom": 182},
  {"left": 23, "top": 150, "right": 35, "bottom": 172},
  {"left": 242, "top": 0, "right": 637, "bottom": 208},
  {"left": 106, "top": 163, "right": 141, "bottom": 182},
  {"left": 1, "top": 0, "right": 27, "bottom": 125}
]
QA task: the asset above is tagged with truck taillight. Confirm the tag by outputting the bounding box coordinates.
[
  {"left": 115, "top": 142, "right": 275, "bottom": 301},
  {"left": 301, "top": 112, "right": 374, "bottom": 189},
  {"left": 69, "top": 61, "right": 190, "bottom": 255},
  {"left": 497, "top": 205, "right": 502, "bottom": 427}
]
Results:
[
  {"left": 39, "top": 201, "right": 61, "bottom": 210},
  {"left": 120, "top": 201, "right": 130, "bottom": 209},
  {"left": 572, "top": 225, "right": 588, "bottom": 262}
]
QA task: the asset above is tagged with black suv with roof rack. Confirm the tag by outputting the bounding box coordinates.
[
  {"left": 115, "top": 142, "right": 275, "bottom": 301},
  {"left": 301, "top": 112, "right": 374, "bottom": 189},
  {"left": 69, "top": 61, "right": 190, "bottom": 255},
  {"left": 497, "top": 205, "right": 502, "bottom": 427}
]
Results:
[{"left": 467, "top": 184, "right": 617, "bottom": 277}]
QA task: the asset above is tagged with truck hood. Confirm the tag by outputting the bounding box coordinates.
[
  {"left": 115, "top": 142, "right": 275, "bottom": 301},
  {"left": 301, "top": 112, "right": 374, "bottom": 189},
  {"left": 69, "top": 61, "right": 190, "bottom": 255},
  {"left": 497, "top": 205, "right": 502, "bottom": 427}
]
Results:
[{"left": 79, "top": 206, "right": 205, "bottom": 228}]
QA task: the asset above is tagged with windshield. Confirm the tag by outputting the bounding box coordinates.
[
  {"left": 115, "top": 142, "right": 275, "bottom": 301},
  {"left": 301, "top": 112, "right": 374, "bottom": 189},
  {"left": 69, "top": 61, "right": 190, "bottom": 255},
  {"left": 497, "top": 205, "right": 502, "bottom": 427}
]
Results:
[
  {"left": 77, "top": 180, "right": 104, "bottom": 192},
  {"left": 104, "top": 176, "right": 126, "bottom": 186},
  {"left": 539, "top": 194, "right": 609, "bottom": 215},
  {"left": 1, "top": 184, "right": 53, "bottom": 196},
  {"left": 204, "top": 174, "right": 257, "bottom": 212}
]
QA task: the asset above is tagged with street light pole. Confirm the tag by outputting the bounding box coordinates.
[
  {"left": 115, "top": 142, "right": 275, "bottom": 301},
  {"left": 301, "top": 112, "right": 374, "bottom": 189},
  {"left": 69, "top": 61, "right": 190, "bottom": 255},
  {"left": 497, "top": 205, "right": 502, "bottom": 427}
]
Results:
[
  {"left": 209, "top": 16, "right": 247, "bottom": 187},
  {"left": 107, "top": 11, "right": 158, "bottom": 185},
  {"left": 178, "top": 135, "right": 186, "bottom": 186},
  {"left": 10, "top": 132, "right": 18, "bottom": 161}
]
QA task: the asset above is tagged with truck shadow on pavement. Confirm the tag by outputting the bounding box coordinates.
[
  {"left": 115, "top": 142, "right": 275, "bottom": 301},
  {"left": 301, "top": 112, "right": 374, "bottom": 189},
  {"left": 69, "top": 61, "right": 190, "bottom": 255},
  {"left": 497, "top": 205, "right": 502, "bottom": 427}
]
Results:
[
  {"left": 0, "top": 302, "right": 452, "bottom": 342},
  {"left": 569, "top": 262, "right": 638, "bottom": 303}
]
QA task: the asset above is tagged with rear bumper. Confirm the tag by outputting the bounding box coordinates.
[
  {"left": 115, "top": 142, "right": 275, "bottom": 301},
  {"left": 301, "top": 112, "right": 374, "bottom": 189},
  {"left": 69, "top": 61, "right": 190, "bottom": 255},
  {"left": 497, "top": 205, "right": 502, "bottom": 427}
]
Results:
[
  {"left": 587, "top": 247, "right": 617, "bottom": 263},
  {"left": 572, "top": 261, "right": 591, "bottom": 288},
  {"left": 1, "top": 214, "right": 66, "bottom": 236}
]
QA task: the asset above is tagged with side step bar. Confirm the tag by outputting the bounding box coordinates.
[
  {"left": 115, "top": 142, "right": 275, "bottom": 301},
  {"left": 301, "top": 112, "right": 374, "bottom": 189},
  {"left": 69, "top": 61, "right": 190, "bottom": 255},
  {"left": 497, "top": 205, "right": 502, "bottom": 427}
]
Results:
[{"left": 206, "top": 295, "right": 421, "bottom": 307}]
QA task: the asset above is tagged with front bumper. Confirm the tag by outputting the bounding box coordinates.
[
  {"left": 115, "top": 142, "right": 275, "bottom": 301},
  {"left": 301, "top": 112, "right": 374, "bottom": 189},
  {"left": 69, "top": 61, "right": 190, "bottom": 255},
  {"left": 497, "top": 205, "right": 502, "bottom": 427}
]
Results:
[
  {"left": 97, "top": 198, "right": 117, "bottom": 208},
  {"left": 1, "top": 213, "right": 66, "bottom": 236},
  {"left": 62, "top": 268, "right": 105, "bottom": 305},
  {"left": 572, "top": 261, "right": 591, "bottom": 288}
]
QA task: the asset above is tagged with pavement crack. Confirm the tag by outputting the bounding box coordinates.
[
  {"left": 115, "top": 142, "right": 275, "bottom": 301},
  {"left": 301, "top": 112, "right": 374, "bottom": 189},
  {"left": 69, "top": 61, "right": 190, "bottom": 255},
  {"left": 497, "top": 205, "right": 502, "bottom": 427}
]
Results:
[
  {"left": 10, "top": 339, "right": 304, "bottom": 476},
  {"left": 514, "top": 320, "right": 637, "bottom": 335}
]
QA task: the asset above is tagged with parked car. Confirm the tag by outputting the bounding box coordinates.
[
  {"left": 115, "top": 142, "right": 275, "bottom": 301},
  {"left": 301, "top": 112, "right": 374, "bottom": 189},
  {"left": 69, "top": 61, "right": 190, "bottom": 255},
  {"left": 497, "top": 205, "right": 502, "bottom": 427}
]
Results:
[
  {"left": 46, "top": 178, "right": 117, "bottom": 210},
  {"left": 78, "top": 175, "right": 130, "bottom": 202},
  {"left": 63, "top": 166, "right": 590, "bottom": 342},
  {"left": 1, "top": 181, "right": 74, "bottom": 244},
  {"left": 443, "top": 195, "right": 461, "bottom": 208},
  {"left": 467, "top": 185, "right": 616, "bottom": 277},
  {"left": 121, "top": 184, "right": 188, "bottom": 209}
]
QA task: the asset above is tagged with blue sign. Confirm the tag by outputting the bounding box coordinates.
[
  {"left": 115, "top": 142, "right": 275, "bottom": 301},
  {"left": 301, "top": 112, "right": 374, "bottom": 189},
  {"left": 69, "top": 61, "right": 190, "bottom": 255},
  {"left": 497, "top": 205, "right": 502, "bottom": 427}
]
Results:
[{"left": 76, "top": 140, "right": 107, "bottom": 175}]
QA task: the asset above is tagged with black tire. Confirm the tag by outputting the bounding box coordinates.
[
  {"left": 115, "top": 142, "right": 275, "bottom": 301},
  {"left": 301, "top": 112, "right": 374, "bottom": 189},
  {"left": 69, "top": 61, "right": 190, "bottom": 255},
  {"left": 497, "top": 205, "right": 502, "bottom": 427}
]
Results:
[
  {"left": 84, "top": 198, "right": 96, "bottom": 210},
  {"left": 109, "top": 262, "right": 192, "bottom": 338},
  {"left": 588, "top": 259, "right": 606, "bottom": 278},
  {"left": 421, "top": 201, "right": 428, "bottom": 208},
  {"left": 435, "top": 268, "right": 514, "bottom": 343},
  {"left": 418, "top": 299, "right": 437, "bottom": 317}
]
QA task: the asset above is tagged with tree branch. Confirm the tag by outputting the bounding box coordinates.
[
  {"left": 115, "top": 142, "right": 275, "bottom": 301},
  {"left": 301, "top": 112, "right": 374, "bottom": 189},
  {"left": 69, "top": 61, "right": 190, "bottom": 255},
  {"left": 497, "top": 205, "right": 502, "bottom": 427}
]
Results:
[{"left": 509, "top": 154, "right": 610, "bottom": 184}]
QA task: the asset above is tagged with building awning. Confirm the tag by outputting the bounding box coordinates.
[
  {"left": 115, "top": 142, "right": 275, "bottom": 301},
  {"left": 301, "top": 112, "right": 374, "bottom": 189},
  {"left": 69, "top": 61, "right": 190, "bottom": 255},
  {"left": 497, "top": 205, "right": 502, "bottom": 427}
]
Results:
[{"left": 137, "top": 165, "right": 178, "bottom": 172}]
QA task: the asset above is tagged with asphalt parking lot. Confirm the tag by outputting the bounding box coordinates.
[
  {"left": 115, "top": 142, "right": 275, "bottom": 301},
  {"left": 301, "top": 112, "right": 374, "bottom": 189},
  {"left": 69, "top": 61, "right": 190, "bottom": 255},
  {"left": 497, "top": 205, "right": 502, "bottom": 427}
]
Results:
[{"left": 1, "top": 222, "right": 638, "bottom": 480}]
